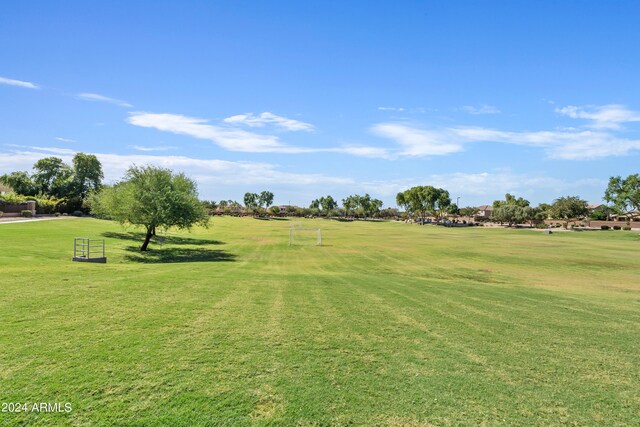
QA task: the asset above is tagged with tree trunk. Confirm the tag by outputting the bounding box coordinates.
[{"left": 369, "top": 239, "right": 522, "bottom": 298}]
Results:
[{"left": 140, "top": 227, "right": 153, "bottom": 251}]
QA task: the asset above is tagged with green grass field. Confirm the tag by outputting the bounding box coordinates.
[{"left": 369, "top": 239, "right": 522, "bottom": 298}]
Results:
[{"left": 1, "top": 217, "right": 639, "bottom": 426}]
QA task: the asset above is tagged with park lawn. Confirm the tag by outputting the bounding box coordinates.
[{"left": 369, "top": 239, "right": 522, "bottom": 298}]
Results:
[{"left": 0, "top": 217, "right": 639, "bottom": 426}]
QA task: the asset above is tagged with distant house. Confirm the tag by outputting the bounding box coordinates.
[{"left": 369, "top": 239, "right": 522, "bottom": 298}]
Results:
[
  {"left": 587, "top": 204, "right": 612, "bottom": 220},
  {"left": 476, "top": 205, "right": 493, "bottom": 218},
  {"left": 277, "top": 205, "right": 299, "bottom": 214},
  {"left": 611, "top": 210, "right": 640, "bottom": 222}
]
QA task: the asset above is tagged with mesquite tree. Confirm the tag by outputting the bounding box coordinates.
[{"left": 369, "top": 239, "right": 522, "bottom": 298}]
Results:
[{"left": 92, "top": 165, "right": 209, "bottom": 251}]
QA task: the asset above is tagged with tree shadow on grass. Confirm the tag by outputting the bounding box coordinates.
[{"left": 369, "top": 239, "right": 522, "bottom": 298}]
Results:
[
  {"left": 101, "top": 231, "right": 224, "bottom": 246},
  {"left": 123, "top": 246, "right": 236, "bottom": 264}
]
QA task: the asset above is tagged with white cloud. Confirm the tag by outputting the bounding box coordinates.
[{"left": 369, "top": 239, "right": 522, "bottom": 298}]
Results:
[
  {"left": 328, "top": 146, "right": 392, "bottom": 159},
  {"left": 0, "top": 76, "right": 39, "bottom": 89},
  {"left": 450, "top": 126, "right": 640, "bottom": 160},
  {"left": 360, "top": 172, "right": 606, "bottom": 205},
  {"left": 55, "top": 137, "right": 76, "bottom": 143},
  {"left": 223, "top": 112, "right": 314, "bottom": 132},
  {"left": 5, "top": 144, "right": 76, "bottom": 155},
  {"left": 0, "top": 146, "right": 607, "bottom": 206},
  {"left": 462, "top": 104, "right": 501, "bottom": 115},
  {"left": 77, "top": 92, "right": 133, "bottom": 108},
  {"left": 0, "top": 146, "right": 353, "bottom": 189},
  {"left": 128, "top": 111, "right": 390, "bottom": 158},
  {"left": 127, "top": 112, "right": 309, "bottom": 153},
  {"left": 128, "top": 145, "right": 177, "bottom": 152},
  {"left": 378, "top": 107, "right": 405, "bottom": 112},
  {"left": 555, "top": 104, "right": 640, "bottom": 129},
  {"left": 371, "top": 122, "right": 640, "bottom": 160},
  {"left": 370, "top": 123, "right": 465, "bottom": 156}
]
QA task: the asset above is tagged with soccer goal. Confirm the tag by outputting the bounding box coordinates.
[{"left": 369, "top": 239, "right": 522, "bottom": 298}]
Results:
[{"left": 289, "top": 227, "right": 322, "bottom": 246}]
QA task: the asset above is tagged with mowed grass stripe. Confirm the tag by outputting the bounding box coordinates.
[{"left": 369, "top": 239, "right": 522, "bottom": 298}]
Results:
[
  {"left": 1, "top": 217, "right": 639, "bottom": 425},
  {"left": 352, "top": 276, "right": 637, "bottom": 425}
]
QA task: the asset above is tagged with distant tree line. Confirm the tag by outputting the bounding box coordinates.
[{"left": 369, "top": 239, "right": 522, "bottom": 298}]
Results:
[
  {"left": 197, "top": 173, "right": 639, "bottom": 227},
  {"left": 2, "top": 155, "right": 637, "bottom": 230},
  {"left": 0, "top": 153, "right": 103, "bottom": 214}
]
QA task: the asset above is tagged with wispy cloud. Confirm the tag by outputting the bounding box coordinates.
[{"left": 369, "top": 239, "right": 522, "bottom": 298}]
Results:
[
  {"left": 451, "top": 126, "right": 640, "bottom": 160},
  {"left": 328, "top": 146, "right": 392, "bottom": 159},
  {"left": 55, "top": 137, "right": 76, "bottom": 143},
  {"left": 461, "top": 104, "right": 501, "bottom": 115},
  {"left": 128, "top": 112, "right": 387, "bottom": 157},
  {"left": 223, "top": 112, "right": 314, "bottom": 132},
  {"left": 360, "top": 172, "right": 606, "bottom": 205},
  {"left": 0, "top": 76, "right": 39, "bottom": 89},
  {"left": 4, "top": 144, "right": 77, "bottom": 156},
  {"left": 77, "top": 92, "right": 133, "bottom": 108},
  {"left": 0, "top": 146, "right": 353, "bottom": 189},
  {"left": 378, "top": 107, "right": 431, "bottom": 114},
  {"left": 0, "top": 145, "right": 607, "bottom": 205},
  {"left": 555, "top": 104, "right": 640, "bottom": 129},
  {"left": 371, "top": 116, "right": 640, "bottom": 160},
  {"left": 128, "top": 145, "right": 177, "bottom": 152},
  {"left": 128, "top": 112, "right": 299, "bottom": 153},
  {"left": 371, "top": 123, "right": 465, "bottom": 156}
]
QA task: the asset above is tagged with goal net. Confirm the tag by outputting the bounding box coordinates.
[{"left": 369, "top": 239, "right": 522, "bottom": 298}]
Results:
[{"left": 289, "top": 227, "right": 322, "bottom": 246}]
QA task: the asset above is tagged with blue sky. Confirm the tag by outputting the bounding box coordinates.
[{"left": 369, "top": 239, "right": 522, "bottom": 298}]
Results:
[{"left": 2, "top": 1, "right": 640, "bottom": 207}]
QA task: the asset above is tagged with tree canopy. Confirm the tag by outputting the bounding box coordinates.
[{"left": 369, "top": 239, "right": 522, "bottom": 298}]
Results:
[
  {"left": 243, "top": 192, "right": 259, "bottom": 211},
  {"left": 492, "top": 204, "right": 527, "bottom": 226},
  {"left": 310, "top": 195, "right": 338, "bottom": 214},
  {"left": 396, "top": 186, "right": 450, "bottom": 222},
  {"left": 492, "top": 193, "right": 530, "bottom": 209},
  {"left": 459, "top": 206, "right": 479, "bottom": 218},
  {"left": 92, "top": 165, "right": 209, "bottom": 251},
  {"left": 604, "top": 174, "right": 640, "bottom": 224},
  {"left": 259, "top": 191, "right": 274, "bottom": 209},
  {"left": 32, "top": 157, "right": 74, "bottom": 198},
  {"left": 342, "top": 194, "right": 383, "bottom": 218},
  {"left": 72, "top": 153, "right": 104, "bottom": 198},
  {"left": 490, "top": 193, "right": 540, "bottom": 226},
  {"left": 0, "top": 153, "right": 104, "bottom": 211},
  {"left": 0, "top": 171, "right": 37, "bottom": 196},
  {"left": 550, "top": 196, "right": 588, "bottom": 228}
]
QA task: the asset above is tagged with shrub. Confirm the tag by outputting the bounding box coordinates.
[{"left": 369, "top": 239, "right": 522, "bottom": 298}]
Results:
[
  {"left": 20, "top": 210, "right": 33, "bottom": 218},
  {"left": 601, "top": 225, "right": 610, "bottom": 230},
  {"left": 0, "top": 192, "right": 27, "bottom": 204},
  {"left": 35, "top": 195, "right": 63, "bottom": 214},
  {"left": 623, "top": 226, "right": 631, "bottom": 231},
  {"left": 613, "top": 225, "right": 621, "bottom": 230},
  {"left": 72, "top": 210, "right": 83, "bottom": 217}
]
